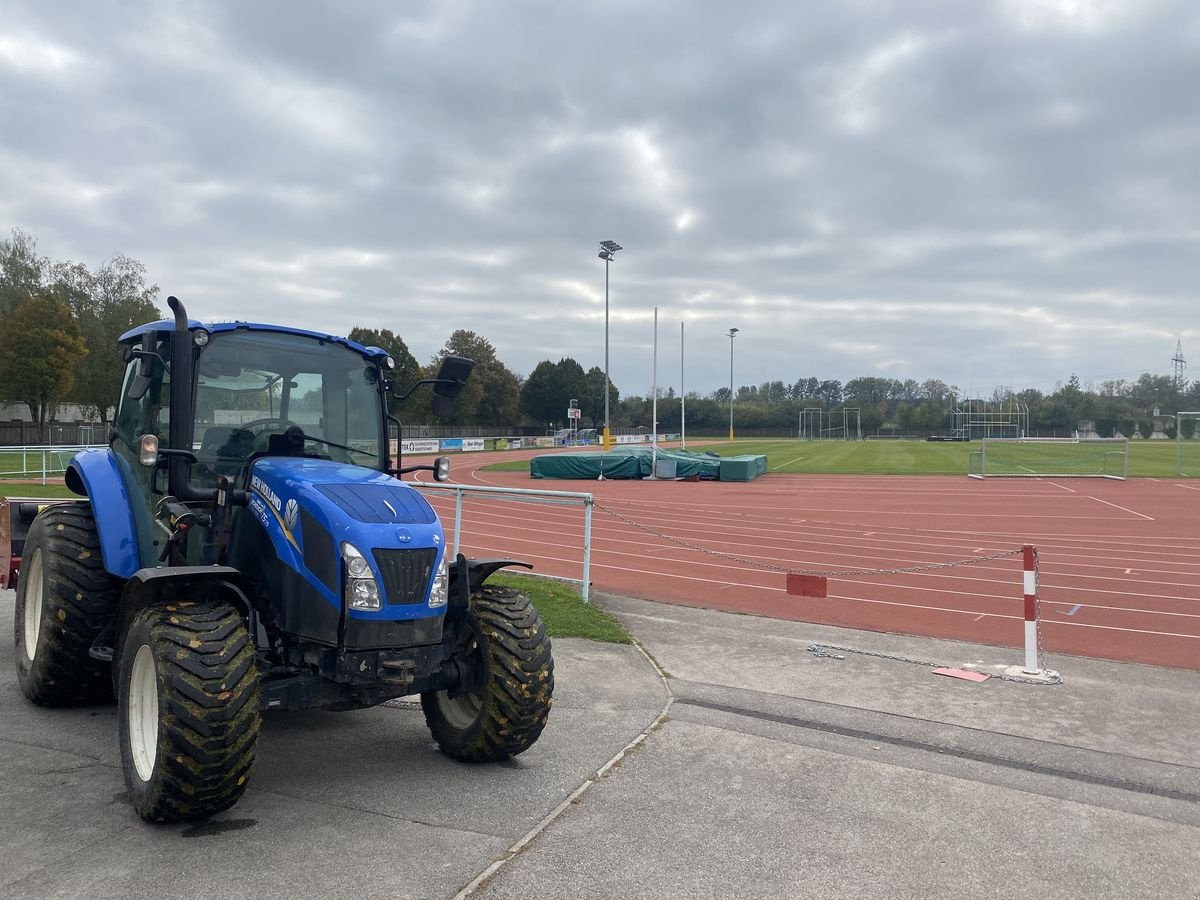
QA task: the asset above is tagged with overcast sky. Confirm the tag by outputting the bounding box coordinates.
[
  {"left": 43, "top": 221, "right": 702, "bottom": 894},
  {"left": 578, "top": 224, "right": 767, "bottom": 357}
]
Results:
[{"left": 2, "top": 0, "right": 1196, "bottom": 400}]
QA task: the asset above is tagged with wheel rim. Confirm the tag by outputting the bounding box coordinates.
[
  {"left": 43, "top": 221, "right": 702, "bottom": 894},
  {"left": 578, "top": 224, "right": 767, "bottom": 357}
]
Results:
[
  {"left": 435, "top": 631, "right": 484, "bottom": 729},
  {"left": 128, "top": 644, "right": 159, "bottom": 782},
  {"left": 22, "top": 549, "right": 44, "bottom": 662}
]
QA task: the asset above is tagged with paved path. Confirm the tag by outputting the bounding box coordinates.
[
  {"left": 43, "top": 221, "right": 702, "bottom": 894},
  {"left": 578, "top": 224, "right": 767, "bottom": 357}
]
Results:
[{"left": 3, "top": 588, "right": 1198, "bottom": 899}]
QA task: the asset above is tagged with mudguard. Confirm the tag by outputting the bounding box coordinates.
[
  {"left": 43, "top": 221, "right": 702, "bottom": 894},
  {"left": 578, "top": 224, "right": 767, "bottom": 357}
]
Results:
[
  {"left": 121, "top": 565, "right": 254, "bottom": 613},
  {"left": 65, "top": 450, "right": 141, "bottom": 579}
]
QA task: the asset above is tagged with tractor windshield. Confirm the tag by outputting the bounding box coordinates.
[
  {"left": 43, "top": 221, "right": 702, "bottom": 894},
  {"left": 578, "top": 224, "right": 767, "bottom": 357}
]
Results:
[{"left": 192, "top": 329, "right": 383, "bottom": 475}]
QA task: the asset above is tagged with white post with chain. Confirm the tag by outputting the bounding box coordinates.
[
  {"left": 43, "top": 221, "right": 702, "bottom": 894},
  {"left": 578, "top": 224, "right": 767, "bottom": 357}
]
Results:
[{"left": 1022, "top": 545, "right": 1039, "bottom": 675}]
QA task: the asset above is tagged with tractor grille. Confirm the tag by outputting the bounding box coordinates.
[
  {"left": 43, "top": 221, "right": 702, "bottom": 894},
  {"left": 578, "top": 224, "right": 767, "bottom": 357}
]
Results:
[{"left": 372, "top": 548, "right": 437, "bottom": 606}]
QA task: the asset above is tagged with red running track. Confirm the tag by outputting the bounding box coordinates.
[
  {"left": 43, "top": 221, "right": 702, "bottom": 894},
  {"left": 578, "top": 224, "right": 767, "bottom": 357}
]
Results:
[{"left": 415, "top": 448, "right": 1200, "bottom": 671}]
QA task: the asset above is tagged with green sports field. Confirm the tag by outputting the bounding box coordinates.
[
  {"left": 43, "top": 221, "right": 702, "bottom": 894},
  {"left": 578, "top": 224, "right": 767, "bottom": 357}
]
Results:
[{"left": 487, "top": 438, "right": 1189, "bottom": 478}]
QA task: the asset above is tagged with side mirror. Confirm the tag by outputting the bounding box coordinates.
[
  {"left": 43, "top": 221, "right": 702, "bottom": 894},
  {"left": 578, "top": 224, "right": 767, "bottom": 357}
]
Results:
[
  {"left": 430, "top": 356, "right": 475, "bottom": 418},
  {"left": 433, "top": 456, "right": 451, "bottom": 482},
  {"left": 127, "top": 331, "right": 159, "bottom": 400}
]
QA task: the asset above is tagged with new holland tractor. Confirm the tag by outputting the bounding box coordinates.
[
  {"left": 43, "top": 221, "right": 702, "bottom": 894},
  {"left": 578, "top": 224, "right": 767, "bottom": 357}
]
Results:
[{"left": 10, "top": 297, "right": 554, "bottom": 823}]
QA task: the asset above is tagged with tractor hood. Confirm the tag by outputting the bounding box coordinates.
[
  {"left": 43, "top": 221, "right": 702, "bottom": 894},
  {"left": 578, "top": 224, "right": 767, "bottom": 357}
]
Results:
[
  {"left": 248, "top": 457, "right": 442, "bottom": 538},
  {"left": 244, "top": 457, "right": 446, "bottom": 620}
]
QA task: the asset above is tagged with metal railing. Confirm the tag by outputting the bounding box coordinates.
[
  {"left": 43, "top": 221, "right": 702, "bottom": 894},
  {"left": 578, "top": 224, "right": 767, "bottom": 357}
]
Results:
[
  {"left": 413, "top": 482, "right": 595, "bottom": 602},
  {"left": 0, "top": 445, "right": 105, "bottom": 484}
]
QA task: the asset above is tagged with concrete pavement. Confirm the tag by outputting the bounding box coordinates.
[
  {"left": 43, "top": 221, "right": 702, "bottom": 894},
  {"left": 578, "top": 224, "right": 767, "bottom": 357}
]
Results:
[
  {"left": 476, "top": 595, "right": 1200, "bottom": 899},
  {"left": 2, "top": 588, "right": 1198, "bottom": 899}
]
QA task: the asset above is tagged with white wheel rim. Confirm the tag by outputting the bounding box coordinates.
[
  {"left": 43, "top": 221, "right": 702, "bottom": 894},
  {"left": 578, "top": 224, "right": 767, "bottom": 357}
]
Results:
[
  {"left": 128, "top": 644, "right": 159, "bottom": 782},
  {"left": 436, "top": 632, "right": 484, "bottom": 729},
  {"left": 22, "top": 550, "right": 43, "bottom": 662}
]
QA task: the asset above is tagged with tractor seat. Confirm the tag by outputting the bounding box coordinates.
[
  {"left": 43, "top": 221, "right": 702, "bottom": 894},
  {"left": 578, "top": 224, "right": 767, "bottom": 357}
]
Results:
[{"left": 199, "top": 426, "right": 255, "bottom": 470}]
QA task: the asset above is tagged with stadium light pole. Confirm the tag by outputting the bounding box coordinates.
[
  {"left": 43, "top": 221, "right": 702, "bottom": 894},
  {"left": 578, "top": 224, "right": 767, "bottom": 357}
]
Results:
[
  {"left": 728, "top": 327, "right": 739, "bottom": 442},
  {"left": 598, "top": 240, "right": 622, "bottom": 451}
]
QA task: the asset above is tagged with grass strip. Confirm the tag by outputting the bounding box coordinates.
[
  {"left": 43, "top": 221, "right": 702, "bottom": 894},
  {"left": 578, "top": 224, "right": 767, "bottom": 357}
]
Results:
[{"left": 490, "top": 572, "right": 630, "bottom": 643}]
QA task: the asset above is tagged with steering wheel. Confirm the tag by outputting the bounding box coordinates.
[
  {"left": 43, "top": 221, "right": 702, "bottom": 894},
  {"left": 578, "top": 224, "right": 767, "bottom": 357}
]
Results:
[
  {"left": 238, "top": 417, "right": 298, "bottom": 432},
  {"left": 237, "top": 418, "right": 301, "bottom": 454}
]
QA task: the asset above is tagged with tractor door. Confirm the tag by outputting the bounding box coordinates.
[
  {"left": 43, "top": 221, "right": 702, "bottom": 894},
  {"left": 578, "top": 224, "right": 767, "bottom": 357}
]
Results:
[{"left": 111, "top": 338, "right": 176, "bottom": 569}]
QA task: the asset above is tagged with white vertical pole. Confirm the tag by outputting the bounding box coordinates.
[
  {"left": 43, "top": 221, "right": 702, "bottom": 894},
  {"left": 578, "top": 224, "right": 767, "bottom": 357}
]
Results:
[
  {"left": 453, "top": 487, "right": 464, "bottom": 557},
  {"left": 680, "top": 321, "right": 686, "bottom": 449},
  {"left": 651, "top": 307, "right": 658, "bottom": 476},
  {"left": 581, "top": 498, "right": 593, "bottom": 604}
]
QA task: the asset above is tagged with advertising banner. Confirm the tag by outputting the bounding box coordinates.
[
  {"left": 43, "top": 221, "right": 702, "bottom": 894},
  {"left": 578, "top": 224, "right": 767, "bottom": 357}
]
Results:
[
  {"left": 400, "top": 439, "right": 441, "bottom": 454},
  {"left": 462, "top": 439, "right": 485, "bottom": 451},
  {"left": 440, "top": 439, "right": 463, "bottom": 451}
]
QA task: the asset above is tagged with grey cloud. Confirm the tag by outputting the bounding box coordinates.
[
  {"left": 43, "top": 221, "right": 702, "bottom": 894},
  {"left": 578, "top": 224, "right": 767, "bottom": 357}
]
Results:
[{"left": 0, "top": 0, "right": 1195, "bottom": 401}]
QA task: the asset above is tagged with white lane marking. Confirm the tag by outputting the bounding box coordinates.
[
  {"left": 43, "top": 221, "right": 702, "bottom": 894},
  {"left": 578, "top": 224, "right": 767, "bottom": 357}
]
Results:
[{"left": 1088, "top": 496, "right": 1154, "bottom": 521}]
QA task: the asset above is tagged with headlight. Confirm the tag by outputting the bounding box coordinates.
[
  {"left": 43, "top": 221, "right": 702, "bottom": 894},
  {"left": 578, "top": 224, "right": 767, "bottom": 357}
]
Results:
[
  {"left": 341, "top": 543, "right": 381, "bottom": 610},
  {"left": 428, "top": 553, "right": 448, "bottom": 608}
]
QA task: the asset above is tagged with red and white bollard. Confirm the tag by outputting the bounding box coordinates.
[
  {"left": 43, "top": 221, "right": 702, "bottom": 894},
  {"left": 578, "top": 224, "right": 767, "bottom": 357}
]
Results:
[{"left": 1022, "top": 545, "right": 1039, "bottom": 675}]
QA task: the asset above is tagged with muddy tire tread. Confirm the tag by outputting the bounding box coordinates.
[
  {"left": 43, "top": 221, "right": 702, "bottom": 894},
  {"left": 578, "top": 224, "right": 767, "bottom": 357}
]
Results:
[
  {"left": 120, "top": 600, "right": 261, "bottom": 823},
  {"left": 14, "top": 503, "right": 121, "bottom": 706},
  {"left": 423, "top": 585, "right": 554, "bottom": 762}
]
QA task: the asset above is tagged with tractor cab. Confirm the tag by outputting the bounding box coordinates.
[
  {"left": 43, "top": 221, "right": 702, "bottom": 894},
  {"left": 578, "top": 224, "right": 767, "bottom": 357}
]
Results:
[{"left": 115, "top": 321, "right": 390, "bottom": 481}]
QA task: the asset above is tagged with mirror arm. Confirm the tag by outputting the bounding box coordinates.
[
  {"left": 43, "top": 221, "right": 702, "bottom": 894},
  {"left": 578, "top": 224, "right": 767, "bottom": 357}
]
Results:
[
  {"left": 393, "top": 376, "right": 462, "bottom": 404},
  {"left": 129, "top": 348, "right": 171, "bottom": 372}
]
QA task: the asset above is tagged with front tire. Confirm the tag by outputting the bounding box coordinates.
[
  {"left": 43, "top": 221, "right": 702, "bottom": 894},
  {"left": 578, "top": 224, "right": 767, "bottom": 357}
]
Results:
[
  {"left": 117, "top": 600, "right": 261, "bottom": 823},
  {"left": 422, "top": 585, "right": 554, "bottom": 762},
  {"left": 13, "top": 503, "right": 121, "bottom": 706}
]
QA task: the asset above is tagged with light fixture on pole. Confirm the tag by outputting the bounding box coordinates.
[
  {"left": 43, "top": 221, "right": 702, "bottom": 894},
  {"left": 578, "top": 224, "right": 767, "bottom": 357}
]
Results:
[
  {"left": 727, "top": 327, "right": 739, "bottom": 442},
  {"left": 598, "top": 239, "right": 622, "bottom": 451}
]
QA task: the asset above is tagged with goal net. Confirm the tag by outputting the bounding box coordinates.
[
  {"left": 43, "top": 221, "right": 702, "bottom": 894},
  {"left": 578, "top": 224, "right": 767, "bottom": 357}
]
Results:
[
  {"left": 1179, "top": 412, "right": 1200, "bottom": 477},
  {"left": 968, "top": 438, "right": 1128, "bottom": 479}
]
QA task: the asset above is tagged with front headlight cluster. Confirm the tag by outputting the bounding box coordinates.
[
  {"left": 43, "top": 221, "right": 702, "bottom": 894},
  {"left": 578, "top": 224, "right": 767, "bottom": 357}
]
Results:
[
  {"left": 428, "top": 554, "right": 449, "bottom": 607},
  {"left": 341, "top": 543, "right": 381, "bottom": 610}
]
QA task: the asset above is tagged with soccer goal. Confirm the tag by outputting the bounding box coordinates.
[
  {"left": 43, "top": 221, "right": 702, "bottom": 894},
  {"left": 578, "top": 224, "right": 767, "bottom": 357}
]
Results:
[
  {"left": 1178, "top": 412, "right": 1200, "bottom": 477},
  {"left": 968, "top": 438, "right": 1129, "bottom": 479}
]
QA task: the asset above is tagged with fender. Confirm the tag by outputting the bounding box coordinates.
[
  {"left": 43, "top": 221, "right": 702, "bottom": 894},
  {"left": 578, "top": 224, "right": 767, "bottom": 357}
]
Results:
[
  {"left": 65, "top": 450, "right": 141, "bottom": 579},
  {"left": 447, "top": 555, "right": 533, "bottom": 612},
  {"left": 120, "top": 566, "right": 256, "bottom": 619}
]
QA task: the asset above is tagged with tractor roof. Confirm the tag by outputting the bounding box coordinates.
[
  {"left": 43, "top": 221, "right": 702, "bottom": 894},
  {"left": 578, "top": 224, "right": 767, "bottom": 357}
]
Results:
[{"left": 118, "top": 319, "right": 388, "bottom": 361}]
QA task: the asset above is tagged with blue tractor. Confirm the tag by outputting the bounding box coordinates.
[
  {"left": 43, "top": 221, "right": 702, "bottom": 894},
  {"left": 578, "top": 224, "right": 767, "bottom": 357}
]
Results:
[{"left": 11, "top": 297, "right": 554, "bottom": 822}]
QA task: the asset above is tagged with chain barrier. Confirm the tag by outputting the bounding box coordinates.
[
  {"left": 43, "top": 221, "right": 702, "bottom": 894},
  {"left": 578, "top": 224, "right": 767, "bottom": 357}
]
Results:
[
  {"left": 1033, "top": 547, "right": 1049, "bottom": 676},
  {"left": 594, "top": 501, "right": 1025, "bottom": 577},
  {"left": 594, "top": 501, "right": 1061, "bottom": 685},
  {"left": 806, "top": 641, "right": 1063, "bottom": 685}
]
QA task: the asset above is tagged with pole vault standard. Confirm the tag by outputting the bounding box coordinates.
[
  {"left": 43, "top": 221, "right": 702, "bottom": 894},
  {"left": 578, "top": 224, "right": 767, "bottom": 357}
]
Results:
[{"left": 651, "top": 306, "right": 658, "bottom": 477}]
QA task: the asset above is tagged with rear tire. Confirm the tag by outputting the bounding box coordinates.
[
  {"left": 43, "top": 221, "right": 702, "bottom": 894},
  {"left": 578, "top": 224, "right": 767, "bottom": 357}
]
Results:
[
  {"left": 117, "top": 599, "right": 261, "bottom": 823},
  {"left": 13, "top": 503, "right": 122, "bottom": 706},
  {"left": 422, "top": 585, "right": 554, "bottom": 762}
]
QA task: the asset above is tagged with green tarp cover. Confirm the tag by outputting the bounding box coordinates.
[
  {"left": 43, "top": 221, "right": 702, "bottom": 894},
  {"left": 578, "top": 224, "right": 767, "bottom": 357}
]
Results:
[
  {"left": 530, "top": 448, "right": 766, "bottom": 481},
  {"left": 717, "top": 454, "right": 768, "bottom": 482}
]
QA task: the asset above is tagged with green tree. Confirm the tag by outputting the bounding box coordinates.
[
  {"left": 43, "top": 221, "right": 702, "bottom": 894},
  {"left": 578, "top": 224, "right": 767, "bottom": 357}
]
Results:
[
  {"left": 0, "top": 228, "right": 48, "bottom": 316},
  {"left": 432, "top": 330, "right": 520, "bottom": 426},
  {"left": 348, "top": 325, "right": 421, "bottom": 420},
  {"left": 519, "top": 358, "right": 588, "bottom": 426},
  {"left": 582, "top": 366, "right": 618, "bottom": 428},
  {"left": 0, "top": 295, "right": 88, "bottom": 440},
  {"left": 57, "top": 256, "right": 161, "bottom": 425},
  {"left": 520, "top": 360, "right": 560, "bottom": 425}
]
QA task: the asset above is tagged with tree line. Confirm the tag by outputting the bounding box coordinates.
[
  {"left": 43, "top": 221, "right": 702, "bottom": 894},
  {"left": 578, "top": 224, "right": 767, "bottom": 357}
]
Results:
[
  {"left": 0, "top": 229, "right": 160, "bottom": 440},
  {"left": 2, "top": 228, "right": 1196, "bottom": 441}
]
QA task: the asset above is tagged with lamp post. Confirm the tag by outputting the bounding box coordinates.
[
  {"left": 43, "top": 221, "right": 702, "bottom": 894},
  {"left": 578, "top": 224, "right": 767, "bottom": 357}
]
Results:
[
  {"left": 598, "top": 240, "right": 622, "bottom": 451},
  {"left": 727, "top": 327, "right": 739, "bottom": 442}
]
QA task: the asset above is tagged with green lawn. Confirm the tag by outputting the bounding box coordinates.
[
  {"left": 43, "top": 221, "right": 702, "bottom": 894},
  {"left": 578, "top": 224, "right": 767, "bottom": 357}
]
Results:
[
  {"left": 490, "top": 572, "right": 631, "bottom": 643},
  {"left": 0, "top": 483, "right": 75, "bottom": 499},
  {"left": 486, "top": 438, "right": 1189, "bottom": 478}
]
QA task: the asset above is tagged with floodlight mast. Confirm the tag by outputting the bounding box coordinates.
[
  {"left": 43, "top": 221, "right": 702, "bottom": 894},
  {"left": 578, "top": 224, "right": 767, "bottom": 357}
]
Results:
[{"left": 598, "top": 240, "right": 622, "bottom": 451}]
